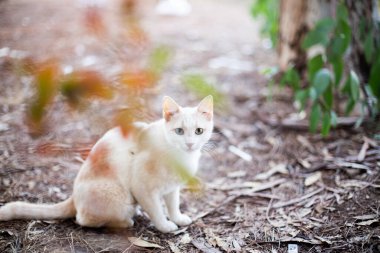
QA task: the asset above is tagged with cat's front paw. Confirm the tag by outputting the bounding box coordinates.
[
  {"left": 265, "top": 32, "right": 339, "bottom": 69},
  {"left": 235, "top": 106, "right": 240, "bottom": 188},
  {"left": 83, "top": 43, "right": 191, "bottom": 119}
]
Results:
[
  {"left": 172, "top": 214, "right": 192, "bottom": 226},
  {"left": 155, "top": 220, "right": 178, "bottom": 233}
]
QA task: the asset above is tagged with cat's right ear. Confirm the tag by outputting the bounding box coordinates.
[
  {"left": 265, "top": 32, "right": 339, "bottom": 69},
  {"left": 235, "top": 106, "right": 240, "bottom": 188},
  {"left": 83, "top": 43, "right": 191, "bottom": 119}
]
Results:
[{"left": 163, "top": 96, "right": 180, "bottom": 121}]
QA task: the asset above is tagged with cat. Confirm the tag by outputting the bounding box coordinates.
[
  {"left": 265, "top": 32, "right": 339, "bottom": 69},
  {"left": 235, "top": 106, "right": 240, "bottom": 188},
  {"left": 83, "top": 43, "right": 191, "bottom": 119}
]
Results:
[{"left": 0, "top": 95, "right": 214, "bottom": 233}]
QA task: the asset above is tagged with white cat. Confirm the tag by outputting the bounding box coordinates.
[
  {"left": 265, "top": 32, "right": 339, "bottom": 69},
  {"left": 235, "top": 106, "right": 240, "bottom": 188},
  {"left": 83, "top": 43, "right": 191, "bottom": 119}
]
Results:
[{"left": 0, "top": 95, "right": 214, "bottom": 233}]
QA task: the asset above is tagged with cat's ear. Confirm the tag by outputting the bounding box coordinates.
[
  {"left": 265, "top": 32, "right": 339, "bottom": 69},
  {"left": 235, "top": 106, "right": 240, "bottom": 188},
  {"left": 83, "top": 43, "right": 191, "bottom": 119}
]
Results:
[
  {"left": 197, "top": 95, "right": 213, "bottom": 120},
  {"left": 163, "top": 96, "right": 180, "bottom": 121}
]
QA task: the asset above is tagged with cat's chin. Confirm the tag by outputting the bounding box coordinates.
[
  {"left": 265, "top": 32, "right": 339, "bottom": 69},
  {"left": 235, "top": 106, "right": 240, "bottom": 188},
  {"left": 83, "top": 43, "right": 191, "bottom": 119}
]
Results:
[{"left": 184, "top": 147, "right": 199, "bottom": 153}]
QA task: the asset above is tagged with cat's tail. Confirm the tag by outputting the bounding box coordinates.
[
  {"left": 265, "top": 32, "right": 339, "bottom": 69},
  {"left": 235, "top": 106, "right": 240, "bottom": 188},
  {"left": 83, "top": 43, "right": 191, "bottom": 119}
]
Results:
[{"left": 0, "top": 196, "right": 76, "bottom": 221}]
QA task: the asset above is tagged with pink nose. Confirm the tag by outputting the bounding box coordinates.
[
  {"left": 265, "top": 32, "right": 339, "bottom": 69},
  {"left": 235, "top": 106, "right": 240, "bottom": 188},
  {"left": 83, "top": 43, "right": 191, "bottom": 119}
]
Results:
[{"left": 186, "top": 143, "right": 194, "bottom": 149}]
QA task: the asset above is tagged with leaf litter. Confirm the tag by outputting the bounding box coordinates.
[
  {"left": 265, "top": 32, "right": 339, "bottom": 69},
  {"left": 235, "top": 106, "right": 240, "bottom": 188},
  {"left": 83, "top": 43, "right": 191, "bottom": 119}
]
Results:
[{"left": 0, "top": 0, "right": 379, "bottom": 252}]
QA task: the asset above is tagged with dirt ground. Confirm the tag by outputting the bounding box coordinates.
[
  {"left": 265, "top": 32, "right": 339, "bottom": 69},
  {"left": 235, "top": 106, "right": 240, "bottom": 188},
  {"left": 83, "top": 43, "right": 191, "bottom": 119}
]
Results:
[{"left": 0, "top": 0, "right": 379, "bottom": 252}]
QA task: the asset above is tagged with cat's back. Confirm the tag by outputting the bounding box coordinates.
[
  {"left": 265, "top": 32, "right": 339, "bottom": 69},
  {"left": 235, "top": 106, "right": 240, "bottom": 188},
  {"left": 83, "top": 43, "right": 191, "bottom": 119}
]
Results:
[{"left": 75, "top": 127, "right": 135, "bottom": 182}]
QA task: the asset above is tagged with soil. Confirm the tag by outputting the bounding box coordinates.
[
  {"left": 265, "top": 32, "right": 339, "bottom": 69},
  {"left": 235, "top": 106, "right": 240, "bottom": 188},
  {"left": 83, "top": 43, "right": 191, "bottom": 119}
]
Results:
[{"left": 0, "top": 0, "right": 379, "bottom": 252}]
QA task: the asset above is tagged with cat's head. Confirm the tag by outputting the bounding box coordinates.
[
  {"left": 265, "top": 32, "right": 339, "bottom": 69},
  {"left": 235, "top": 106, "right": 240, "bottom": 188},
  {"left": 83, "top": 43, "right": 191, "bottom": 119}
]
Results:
[{"left": 162, "top": 95, "right": 214, "bottom": 152}]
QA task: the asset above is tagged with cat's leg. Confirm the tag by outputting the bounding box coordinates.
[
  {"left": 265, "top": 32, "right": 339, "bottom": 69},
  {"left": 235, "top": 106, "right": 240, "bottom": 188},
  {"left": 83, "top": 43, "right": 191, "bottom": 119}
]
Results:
[
  {"left": 164, "top": 187, "right": 192, "bottom": 226},
  {"left": 133, "top": 189, "right": 178, "bottom": 232}
]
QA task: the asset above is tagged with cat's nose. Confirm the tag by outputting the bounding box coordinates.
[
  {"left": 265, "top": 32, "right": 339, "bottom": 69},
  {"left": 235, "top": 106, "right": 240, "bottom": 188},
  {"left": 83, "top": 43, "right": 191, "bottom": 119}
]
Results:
[{"left": 186, "top": 143, "right": 194, "bottom": 149}]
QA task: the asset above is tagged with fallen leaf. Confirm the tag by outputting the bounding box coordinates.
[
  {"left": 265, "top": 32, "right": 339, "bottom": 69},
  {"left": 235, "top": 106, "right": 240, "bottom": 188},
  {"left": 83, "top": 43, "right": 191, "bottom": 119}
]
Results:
[
  {"left": 353, "top": 214, "right": 377, "bottom": 220},
  {"left": 304, "top": 172, "right": 322, "bottom": 186},
  {"left": 232, "top": 240, "right": 242, "bottom": 251},
  {"left": 215, "top": 237, "right": 229, "bottom": 251},
  {"left": 227, "top": 170, "right": 247, "bottom": 178},
  {"left": 180, "top": 233, "right": 192, "bottom": 244},
  {"left": 296, "top": 135, "right": 314, "bottom": 152},
  {"left": 192, "top": 237, "right": 222, "bottom": 253},
  {"left": 314, "top": 236, "right": 333, "bottom": 245},
  {"left": 356, "top": 219, "right": 379, "bottom": 226},
  {"left": 168, "top": 241, "right": 181, "bottom": 253},
  {"left": 357, "top": 139, "right": 369, "bottom": 161},
  {"left": 255, "top": 163, "right": 288, "bottom": 180},
  {"left": 228, "top": 145, "right": 252, "bottom": 162},
  {"left": 128, "top": 237, "right": 164, "bottom": 249}
]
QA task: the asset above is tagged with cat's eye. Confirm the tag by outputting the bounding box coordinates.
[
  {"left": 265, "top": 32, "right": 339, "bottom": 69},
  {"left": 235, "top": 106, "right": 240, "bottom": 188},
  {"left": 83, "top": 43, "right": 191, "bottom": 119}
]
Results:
[
  {"left": 195, "top": 128, "right": 204, "bottom": 135},
  {"left": 175, "top": 128, "right": 184, "bottom": 135}
]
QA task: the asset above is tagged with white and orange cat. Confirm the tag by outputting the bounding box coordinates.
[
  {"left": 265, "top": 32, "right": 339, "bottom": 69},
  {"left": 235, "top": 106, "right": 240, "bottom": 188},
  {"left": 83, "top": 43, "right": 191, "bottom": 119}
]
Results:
[{"left": 0, "top": 95, "right": 214, "bottom": 233}]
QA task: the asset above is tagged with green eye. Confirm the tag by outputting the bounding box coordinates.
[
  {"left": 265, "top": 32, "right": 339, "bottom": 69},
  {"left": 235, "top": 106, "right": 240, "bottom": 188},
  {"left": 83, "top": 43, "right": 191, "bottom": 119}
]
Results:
[
  {"left": 195, "top": 128, "right": 204, "bottom": 135},
  {"left": 175, "top": 128, "right": 184, "bottom": 135}
]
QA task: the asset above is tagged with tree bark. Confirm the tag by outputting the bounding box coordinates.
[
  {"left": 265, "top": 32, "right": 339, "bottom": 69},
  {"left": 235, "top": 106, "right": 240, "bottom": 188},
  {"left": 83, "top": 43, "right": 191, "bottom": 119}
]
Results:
[
  {"left": 345, "top": 0, "right": 376, "bottom": 83},
  {"left": 278, "top": 0, "right": 308, "bottom": 72}
]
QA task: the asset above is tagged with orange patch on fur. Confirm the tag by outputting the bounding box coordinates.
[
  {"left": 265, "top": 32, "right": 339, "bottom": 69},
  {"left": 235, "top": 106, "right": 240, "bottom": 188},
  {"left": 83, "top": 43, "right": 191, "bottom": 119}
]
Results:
[
  {"left": 88, "top": 143, "right": 115, "bottom": 178},
  {"left": 146, "top": 159, "right": 157, "bottom": 175}
]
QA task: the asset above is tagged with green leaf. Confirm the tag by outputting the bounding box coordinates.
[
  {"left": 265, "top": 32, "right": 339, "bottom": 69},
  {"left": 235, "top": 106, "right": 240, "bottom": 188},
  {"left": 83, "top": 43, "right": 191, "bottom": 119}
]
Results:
[
  {"left": 307, "top": 54, "right": 324, "bottom": 83},
  {"left": 345, "top": 98, "right": 356, "bottom": 115},
  {"left": 369, "top": 57, "right": 380, "bottom": 99},
  {"left": 182, "top": 74, "right": 226, "bottom": 109},
  {"left": 302, "top": 18, "right": 335, "bottom": 49},
  {"left": 349, "top": 70, "right": 360, "bottom": 101},
  {"left": 313, "top": 68, "right": 331, "bottom": 96},
  {"left": 327, "top": 19, "right": 351, "bottom": 62},
  {"left": 331, "top": 58, "right": 343, "bottom": 86},
  {"left": 321, "top": 111, "right": 331, "bottom": 136},
  {"left": 295, "top": 89, "right": 308, "bottom": 110},
  {"left": 310, "top": 103, "right": 321, "bottom": 133},
  {"left": 148, "top": 46, "right": 172, "bottom": 75},
  {"left": 281, "top": 67, "right": 300, "bottom": 90},
  {"left": 309, "top": 87, "right": 317, "bottom": 102},
  {"left": 336, "top": 4, "right": 349, "bottom": 20},
  {"left": 364, "top": 32, "right": 374, "bottom": 64},
  {"left": 251, "top": 0, "right": 279, "bottom": 47},
  {"left": 323, "top": 85, "right": 333, "bottom": 110}
]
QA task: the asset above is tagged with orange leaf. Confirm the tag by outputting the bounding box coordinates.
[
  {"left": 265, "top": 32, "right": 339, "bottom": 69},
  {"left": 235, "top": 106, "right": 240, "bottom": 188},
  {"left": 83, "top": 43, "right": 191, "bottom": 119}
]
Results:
[
  {"left": 119, "top": 70, "right": 157, "bottom": 90},
  {"left": 60, "top": 70, "right": 113, "bottom": 106},
  {"left": 84, "top": 7, "right": 105, "bottom": 36}
]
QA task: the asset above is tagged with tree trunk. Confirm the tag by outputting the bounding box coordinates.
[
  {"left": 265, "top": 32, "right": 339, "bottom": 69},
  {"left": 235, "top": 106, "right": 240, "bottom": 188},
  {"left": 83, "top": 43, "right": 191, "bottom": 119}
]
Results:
[
  {"left": 278, "top": 0, "right": 308, "bottom": 72},
  {"left": 345, "top": 0, "right": 377, "bottom": 83}
]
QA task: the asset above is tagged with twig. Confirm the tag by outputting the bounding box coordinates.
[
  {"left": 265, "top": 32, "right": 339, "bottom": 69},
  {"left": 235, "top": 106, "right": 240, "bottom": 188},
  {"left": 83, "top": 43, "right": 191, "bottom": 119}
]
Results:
[{"left": 272, "top": 188, "right": 324, "bottom": 209}]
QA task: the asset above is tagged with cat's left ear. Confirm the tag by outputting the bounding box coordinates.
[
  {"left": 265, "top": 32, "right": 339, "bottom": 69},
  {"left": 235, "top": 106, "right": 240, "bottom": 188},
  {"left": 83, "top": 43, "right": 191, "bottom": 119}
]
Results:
[
  {"left": 197, "top": 95, "right": 213, "bottom": 121},
  {"left": 163, "top": 96, "right": 181, "bottom": 121}
]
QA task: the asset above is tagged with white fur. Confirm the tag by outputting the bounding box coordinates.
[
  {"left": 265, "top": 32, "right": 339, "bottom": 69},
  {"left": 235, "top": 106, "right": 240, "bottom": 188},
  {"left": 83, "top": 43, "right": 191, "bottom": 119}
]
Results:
[{"left": 0, "top": 96, "right": 214, "bottom": 233}]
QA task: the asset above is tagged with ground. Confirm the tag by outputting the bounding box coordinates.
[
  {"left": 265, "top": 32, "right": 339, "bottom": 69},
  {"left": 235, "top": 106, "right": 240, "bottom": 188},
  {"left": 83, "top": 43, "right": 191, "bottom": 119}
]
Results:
[{"left": 0, "top": 0, "right": 379, "bottom": 252}]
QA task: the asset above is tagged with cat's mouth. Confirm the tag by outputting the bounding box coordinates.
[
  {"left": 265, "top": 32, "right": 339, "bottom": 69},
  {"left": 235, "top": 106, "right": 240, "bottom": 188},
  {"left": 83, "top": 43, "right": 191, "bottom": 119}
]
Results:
[{"left": 185, "top": 146, "right": 197, "bottom": 152}]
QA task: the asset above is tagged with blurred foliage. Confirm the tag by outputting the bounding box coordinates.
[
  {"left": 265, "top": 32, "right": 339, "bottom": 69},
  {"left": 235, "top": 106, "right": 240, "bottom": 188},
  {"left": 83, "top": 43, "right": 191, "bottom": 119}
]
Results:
[
  {"left": 250, "top": 0, "right": 279, "bottom": 47},
  {"left": 148, "top": 46, "right": 172, "bottom": 76},
  {"left": 281, "top": 3, "right": 380, "bottom": 136},
  {"left": 119, "top": 46, "right": 172, "bottom": 91},
  {"left": 84, "top": 6, "right": 106, "bottom": 36},
  {"left": 182, "top": 74, "right": 227, "bottom": 111},
  {"left": 27, "top": 61, "right": 59, "bottom": 132},
  {"left": 60, "top": 70, "right": 113, "bottom": 107}
]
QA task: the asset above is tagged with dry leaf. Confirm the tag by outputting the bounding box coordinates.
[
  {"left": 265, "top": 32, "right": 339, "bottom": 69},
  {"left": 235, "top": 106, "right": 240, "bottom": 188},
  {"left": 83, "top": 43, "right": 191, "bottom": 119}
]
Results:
[
  {"left": 232, "top": 240, "right": 242, "bottom": 251},
  {"left": 128, "top": 237, "right": 164, "bottom": 249},
  {"left": 180, "top": 233, "right": 192, "bottom": 244},
  {"left": 192, "top": 237, "right": 222, "bottom": 253},
  {"left": 228, "top": 145, "right": 252, "bottom": 162},
  {"left": 227, "top": 170, "right": 247, "bottom": 178},
  {"left": 255, "top": 163, "right": 288, "bottom": 180},
  {"left": 215, "top": 237, "right": 229, "bottom": 251},
  {"left": 356, "top": 219, "right": 379, "bottom": 226},
  {"left": 168, "top": 241, "right": 181, "bottom": 253},
  {"left": 354, "top": 214, "right": 377, "bottom": 220},
  {"left": 304, "top": 172, "right": 322, "bottom": 186},
  {"left": 314, "top": 236, "right": 333, "bottom": 244},
  {"left": 296, "top": 135, "right": 314, "bottom": 152},
  {"left": 357, "top": 139, "right": 369, "bottom": 161}
]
